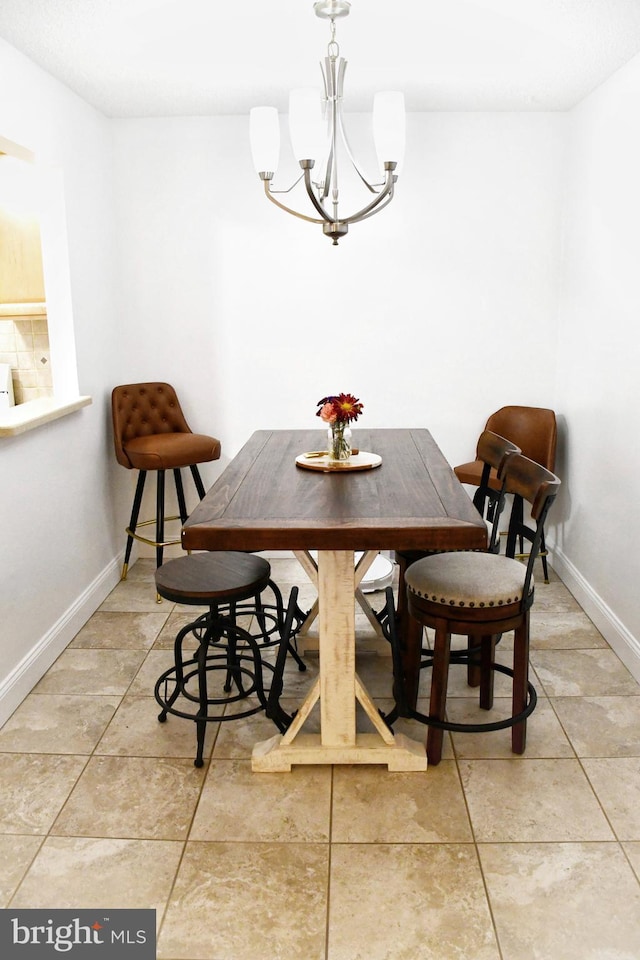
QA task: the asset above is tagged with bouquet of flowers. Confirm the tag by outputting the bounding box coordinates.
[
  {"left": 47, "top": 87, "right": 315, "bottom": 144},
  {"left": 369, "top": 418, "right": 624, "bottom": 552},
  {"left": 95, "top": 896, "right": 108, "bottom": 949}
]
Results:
[
  {"left": 316, "top": 393, "right": 364, "bottom": 460},
  {"left": 316, "top": 393, "right": 364, "bottom": 425}
]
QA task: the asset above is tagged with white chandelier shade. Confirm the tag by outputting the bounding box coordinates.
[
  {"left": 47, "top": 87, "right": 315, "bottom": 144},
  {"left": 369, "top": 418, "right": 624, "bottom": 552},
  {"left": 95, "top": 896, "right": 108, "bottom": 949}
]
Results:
[
  {"left": 249, "top": 106, "right": 280, "bottom": 178},
  {"left": 249, "top": 1, "right": 405, "bottom": 245}
]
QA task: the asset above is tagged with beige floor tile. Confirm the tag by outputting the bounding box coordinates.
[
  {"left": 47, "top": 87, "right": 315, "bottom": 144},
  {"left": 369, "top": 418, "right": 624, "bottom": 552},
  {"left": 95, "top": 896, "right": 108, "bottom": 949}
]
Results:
[
  {"left": 11, "top": 836, "right": 183, "bottom": 911},
  {"left": 51, "top": 755, "right": 205, "bottom": 840},
  {"left": 480, "top": 841, "right": 640, "bottom": 960},
  {"left": 213, "top": 696, "right": 313, "bottom": 758},
  {"left": 96, "top": 695, "right": 218, "bottom": 760},
  {"left": 122, "top": 559, "right": 157, "bottom": 582},
  {"left": 450, "top": 697, "right": 574, "bottom": 759},
  {"left": 265, "top": 650, "right": 320, "bottom": 699},
  {"left": 327, "top": 843, "right": 500, "bottom": 960},
  {"left": 622, "top": 841, "right": 640, "bottom": 881},
  {"left": 552, "top": 696, "right": 640, "bottom": 757},
  {"left": 70, "top": 610, "right": 170, "bottom": 649},
  {"left": 529, "top": 608, "right": 607, "bottom": 649},
  {"left": 353, "top": 651, "right": 395, "bottom": 698},
  {"left": 158, "top": 841, "right": 328, "bottom": 960},
  {"left": 0, "top": 835, "right": 44, "bottom": 906},
  {"left": 459, "top": 758, "right": 614, "bottom": 842},
  {"left": 531, "top": 648, "right": 640, "bottom": 697},
  {"left": 99, "top": 579, "right": 174, "bottom": 612},
  {"left": 33, "top": 649, "right": 146, "bottom": 696},
  {"left": 190, "top": 759, "right": 331, "bottom": 842},
  {"left": 128, "top": 649, "right": 177, "bottom": 696},
  {"left": 5, "top": 553, "right": 640, "bottom": 953},
  {"left": 153, "top": 611, "right": 201, "bottom": 649},
  {"left": 582, "top": 758, "right": 640, "bottom": 840},
  {"left": 0, "top": 755, "right": 87, "bottom": 834},
  {"left": 383, "top": 698, "right": 455, "bottom": 759},
  {"left": 0, "top": 694, "right": 120, "bottom": 754},
  {"left": 530, "top": 579, "right": 581, "bottom": 611},
  {"left": 331, "top": 761, "right": 472, "bottom": 842}
]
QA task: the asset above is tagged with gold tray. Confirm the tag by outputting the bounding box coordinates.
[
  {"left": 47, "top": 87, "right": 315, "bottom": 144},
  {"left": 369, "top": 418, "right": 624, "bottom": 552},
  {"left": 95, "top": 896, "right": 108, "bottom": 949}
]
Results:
[{"left": 295, "top": 451, "right": 382, "bottom": 473}]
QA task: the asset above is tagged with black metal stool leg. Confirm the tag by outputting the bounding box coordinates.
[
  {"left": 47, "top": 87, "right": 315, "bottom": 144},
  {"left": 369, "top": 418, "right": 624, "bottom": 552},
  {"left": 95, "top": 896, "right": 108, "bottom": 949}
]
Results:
[
  {"left": 195, "top": 630, "right": 209, "bottom": 768},
  {"left": 158, "top": 618, "right": 201, "bottom": 720},
  {"left": 263, "top": 579, "right": 307, "bottom": 670},
  {"left": 156, "top": 469, "right": 166, "bottom": 570},
  {"left": 190, "top": 464, "right": 206, "bottom": 500},
  {"left": 265, "top": 587, "right": 299, "bottom": 732},
  {"left": 174, "top": 468, "right": 188, "bottom": 524},
  {"left": 221, "top": 604, "right": 247, "bottom": 696},
  {"left": 122, "top": 471, "right": 147, "bottom": 580}
]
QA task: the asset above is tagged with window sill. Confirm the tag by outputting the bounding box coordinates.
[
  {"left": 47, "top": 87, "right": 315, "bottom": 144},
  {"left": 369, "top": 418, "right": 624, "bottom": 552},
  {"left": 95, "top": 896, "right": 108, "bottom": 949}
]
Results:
[{"left": 0, "top": 395, "right": 92, "bottom": 437}]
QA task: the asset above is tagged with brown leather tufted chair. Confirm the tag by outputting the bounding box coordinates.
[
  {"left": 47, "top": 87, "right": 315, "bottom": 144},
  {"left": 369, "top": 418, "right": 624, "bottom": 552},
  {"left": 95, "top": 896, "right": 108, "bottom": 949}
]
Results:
[
  {"left": 454, "top": 406, "right": 557, "bottom": 581},
  {"left": 112, "top": 382, "right": 221, "bottom": 581}
]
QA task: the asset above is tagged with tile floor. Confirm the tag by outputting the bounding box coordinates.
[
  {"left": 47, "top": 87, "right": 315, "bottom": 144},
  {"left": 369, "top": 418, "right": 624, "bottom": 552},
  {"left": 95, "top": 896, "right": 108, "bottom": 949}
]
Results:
[{"left": 1, "top": 556, "right": 640, "bottom": 959}]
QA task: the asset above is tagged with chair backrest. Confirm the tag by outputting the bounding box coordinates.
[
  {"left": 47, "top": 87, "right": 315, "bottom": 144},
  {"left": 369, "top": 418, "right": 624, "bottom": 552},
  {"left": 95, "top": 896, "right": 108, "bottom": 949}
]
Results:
[
  {"left": 503, "top": 453, "right": 561, "bottom": 601},
  {"left": 485, "top": 406, "right": 557, "bottom": 472},
  {"left": 112, "top": 382, "right": 193, "bottom": 469},
  {"left": 473, "top": 431, "right": 521, "bottom": 553}
]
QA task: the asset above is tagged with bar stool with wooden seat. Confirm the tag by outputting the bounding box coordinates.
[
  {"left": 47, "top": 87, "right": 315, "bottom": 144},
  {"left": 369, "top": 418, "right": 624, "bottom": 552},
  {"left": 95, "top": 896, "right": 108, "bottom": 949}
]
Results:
[
  {"left": 111, "top": 382, "right": 221, "bottom": 580},
  {"left": 390, "top": 453, "right": 560, "bottom": 765},
  {"left": 154, "top": 552, "right": 300, "bottom": 767}
]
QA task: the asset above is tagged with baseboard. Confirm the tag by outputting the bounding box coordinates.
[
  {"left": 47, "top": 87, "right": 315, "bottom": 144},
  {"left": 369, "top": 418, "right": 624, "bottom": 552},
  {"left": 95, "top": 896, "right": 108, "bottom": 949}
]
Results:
[
  {"left": 0, "top": 554, "right": 123, "bottom": 728},
  {"left": 550, "top": 544, "right": 640, "bottom": 684}
]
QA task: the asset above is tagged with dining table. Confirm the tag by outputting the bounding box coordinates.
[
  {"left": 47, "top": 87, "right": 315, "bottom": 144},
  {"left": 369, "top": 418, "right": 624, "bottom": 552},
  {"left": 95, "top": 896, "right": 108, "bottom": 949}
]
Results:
[{"left": 181, "top": 428, "right": 488, "bottom": 771}]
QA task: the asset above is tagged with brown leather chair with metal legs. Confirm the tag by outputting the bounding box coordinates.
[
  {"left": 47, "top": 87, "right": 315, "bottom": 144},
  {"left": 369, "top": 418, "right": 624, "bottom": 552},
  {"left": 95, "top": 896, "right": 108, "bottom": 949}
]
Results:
[
  {"left": 454, "top": 406, "right": 557, "bottom": 581},
  {"left": 112, "top": 382, "right": 221, "bottom": 581},
  {"left": 391, "top": 453, "right": 560, "bottom": 765}
]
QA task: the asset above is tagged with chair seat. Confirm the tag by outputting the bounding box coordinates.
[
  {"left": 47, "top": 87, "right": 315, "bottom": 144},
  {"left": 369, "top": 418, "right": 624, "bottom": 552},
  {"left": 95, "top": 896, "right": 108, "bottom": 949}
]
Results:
[
  {"left": 123, "top": 432, "right": 221, "bottom": 471},
  {"left": 454, "top": 460, "right": 502, "bottom": 491},
  {"left": 405, "top": 551, "right": 533, "bottom": 609},
  {"left": 155, "top": 552, "right": 271, "bottom": 605}
]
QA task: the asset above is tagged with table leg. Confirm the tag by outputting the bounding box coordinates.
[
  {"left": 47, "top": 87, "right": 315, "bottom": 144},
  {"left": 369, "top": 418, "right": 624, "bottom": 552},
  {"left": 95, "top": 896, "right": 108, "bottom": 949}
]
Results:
[
  {"left": 251, "top": 549, "right": 426, "bottom": 771},
  {"left": 295, "top": 549, "right": 388, "bottom": 654},
  {"left": 319, "top": 549, "right": 361, "bottom": 745}
]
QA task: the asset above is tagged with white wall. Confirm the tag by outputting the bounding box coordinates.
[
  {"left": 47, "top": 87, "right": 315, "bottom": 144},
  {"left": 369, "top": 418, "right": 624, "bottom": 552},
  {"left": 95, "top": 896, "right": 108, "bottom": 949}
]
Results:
[
  {"left": 112, "top": 111, "right": 564, "bottom": 473},
  {"left": 552, "top": 51, "right": 640, "bottom": 675},
  {"left": 0, "top": 40, "right": 127, "bottom": 722}
]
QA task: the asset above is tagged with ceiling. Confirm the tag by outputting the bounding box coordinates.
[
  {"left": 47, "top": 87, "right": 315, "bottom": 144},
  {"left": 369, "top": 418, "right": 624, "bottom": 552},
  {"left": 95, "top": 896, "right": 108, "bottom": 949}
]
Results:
[{"left": 1, "top": 0, "right": 640, "bottom": 118}]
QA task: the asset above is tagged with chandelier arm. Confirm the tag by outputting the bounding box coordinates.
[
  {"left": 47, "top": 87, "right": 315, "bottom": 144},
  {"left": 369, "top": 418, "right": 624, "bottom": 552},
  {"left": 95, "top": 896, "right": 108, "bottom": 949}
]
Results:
[
  {"left": 302, "top": 166, "right": 334, "bottom": 223},
  {"left": 269, "top": 172, "right": 306, "bottom": 195},
  {"left": 340, "top": 168, "right": 396, "bottom": 225},
  {"left": 315, "top": 143, "right": 335, "bottom": 201},
  {"left": 262, "top": 179, "right": 326, "bottom": 225},
  {"left": 349, "top": 186, "right": 395, "bottom": 223}
]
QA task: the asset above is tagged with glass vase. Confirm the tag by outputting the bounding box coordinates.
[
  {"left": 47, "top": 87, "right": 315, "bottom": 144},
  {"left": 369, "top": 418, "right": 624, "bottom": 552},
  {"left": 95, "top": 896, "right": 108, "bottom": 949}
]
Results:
[{"left": 328, "top": 422, "right": 352, "bottom": 461}]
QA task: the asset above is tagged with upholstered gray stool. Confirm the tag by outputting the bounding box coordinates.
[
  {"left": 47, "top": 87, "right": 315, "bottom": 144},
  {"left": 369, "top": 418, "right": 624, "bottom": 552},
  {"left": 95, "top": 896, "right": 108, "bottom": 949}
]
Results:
[
  {"left": 389, "top": 431, "right": 519, "bottom": 654},
  {"left": 388, "top": 454, "right": 560, "bottom": 765}
]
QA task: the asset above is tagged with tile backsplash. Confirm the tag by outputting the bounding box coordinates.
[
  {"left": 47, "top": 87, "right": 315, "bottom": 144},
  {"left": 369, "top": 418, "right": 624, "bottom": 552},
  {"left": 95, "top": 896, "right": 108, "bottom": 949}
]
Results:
[{"left": 0, "top": 304, "right": 52, "bottom": 404}]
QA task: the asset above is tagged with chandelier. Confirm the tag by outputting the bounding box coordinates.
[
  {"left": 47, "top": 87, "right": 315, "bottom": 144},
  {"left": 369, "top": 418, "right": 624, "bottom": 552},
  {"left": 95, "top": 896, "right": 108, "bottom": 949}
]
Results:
[{"left": 249, "top": 0, "right": 405, "bottom": 245}]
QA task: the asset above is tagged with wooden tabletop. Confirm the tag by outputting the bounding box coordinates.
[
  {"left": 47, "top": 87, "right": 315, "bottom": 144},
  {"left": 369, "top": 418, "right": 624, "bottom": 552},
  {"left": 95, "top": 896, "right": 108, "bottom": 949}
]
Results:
[{"left": 182, "top": 429, "right": 487, "bottom": 554}]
